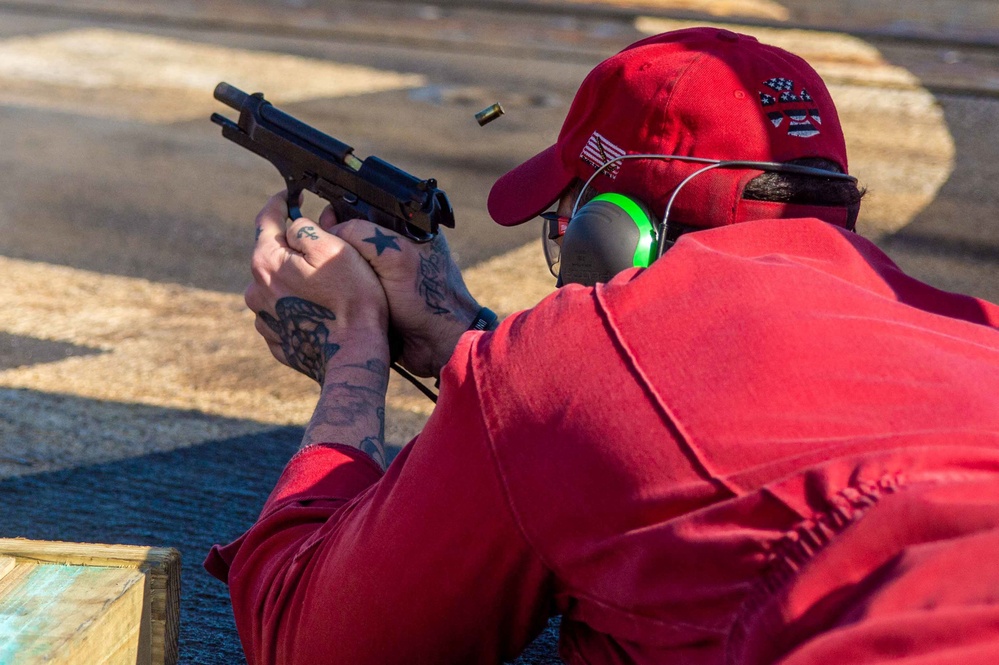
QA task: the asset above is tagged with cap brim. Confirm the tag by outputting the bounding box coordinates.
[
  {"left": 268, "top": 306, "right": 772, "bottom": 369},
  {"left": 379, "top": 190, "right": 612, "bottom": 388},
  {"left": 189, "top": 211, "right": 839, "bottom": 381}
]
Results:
[{"left": 488, "top": 144, "right": 575, "bottom": 226}]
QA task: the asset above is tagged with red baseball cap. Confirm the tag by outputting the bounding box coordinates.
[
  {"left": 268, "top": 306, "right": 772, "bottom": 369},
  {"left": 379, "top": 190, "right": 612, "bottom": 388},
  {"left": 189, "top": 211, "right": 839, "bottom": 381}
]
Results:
[{"left": 487, "top": 27, "right": 849, "bottom": 228}]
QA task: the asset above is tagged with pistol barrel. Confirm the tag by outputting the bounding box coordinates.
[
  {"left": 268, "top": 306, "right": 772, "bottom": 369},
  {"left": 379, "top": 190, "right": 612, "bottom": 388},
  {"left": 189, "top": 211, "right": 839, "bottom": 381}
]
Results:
[{"left": 214, "top": 82, "right": 250, "bottom": 110}]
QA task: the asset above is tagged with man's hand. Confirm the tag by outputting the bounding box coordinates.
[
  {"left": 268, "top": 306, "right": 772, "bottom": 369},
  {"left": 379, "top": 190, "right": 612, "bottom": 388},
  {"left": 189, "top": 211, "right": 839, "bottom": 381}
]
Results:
[
  {"left": 245, "top": 192, "right": 391, "bottom": 464},
  {"left": 319, "top": 208, "right": 483, "bottom": 379},
  {"left": 246, "top": 193, "right": 390, "bottom": 379}
]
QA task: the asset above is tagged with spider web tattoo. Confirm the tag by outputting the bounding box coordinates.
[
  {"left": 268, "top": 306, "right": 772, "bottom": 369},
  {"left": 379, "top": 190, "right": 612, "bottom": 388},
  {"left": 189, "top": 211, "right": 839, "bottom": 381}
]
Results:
[{"left": 259, "top": 297, "right": 340, "bottom": 384}]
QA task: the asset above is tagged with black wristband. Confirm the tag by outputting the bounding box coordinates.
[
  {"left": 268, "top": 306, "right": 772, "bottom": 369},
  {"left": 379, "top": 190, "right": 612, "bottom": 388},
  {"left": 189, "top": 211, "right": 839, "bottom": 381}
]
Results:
[{"left": 468, "top": 307, "right": 498, "bottom": 332}]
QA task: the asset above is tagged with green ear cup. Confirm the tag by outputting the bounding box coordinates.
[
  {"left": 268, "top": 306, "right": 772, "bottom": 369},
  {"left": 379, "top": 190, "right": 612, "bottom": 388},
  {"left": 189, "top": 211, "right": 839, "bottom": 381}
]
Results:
[
  {"left": 558, "top": 194, "right": 659, "bottom": 286},
  {"left": 590, "top": 193, "right": 657, "bottom": 268}
]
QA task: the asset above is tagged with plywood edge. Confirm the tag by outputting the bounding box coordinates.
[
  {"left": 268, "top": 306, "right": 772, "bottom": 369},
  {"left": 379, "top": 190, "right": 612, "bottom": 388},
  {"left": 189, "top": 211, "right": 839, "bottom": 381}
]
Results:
[
  {"left": 0, "top": 555, "right": 15, "bottom": 581},
  {"left": 0, "top": 538, "right": 178, "bottom": 569}
]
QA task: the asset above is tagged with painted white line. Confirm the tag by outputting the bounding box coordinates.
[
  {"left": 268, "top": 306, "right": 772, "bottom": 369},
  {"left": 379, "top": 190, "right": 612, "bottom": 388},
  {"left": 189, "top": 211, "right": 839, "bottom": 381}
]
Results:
[
  {"left": 0, "top": 28, "right": 426, "bottom": 123},
  {"left": 634, "top": 17, "right": 955, "bottom": 236}
]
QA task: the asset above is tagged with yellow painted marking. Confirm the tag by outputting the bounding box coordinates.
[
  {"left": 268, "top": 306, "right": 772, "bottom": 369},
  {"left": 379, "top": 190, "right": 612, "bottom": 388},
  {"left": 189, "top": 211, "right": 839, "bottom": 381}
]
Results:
[
  {"left": 635, "top": 18, "right": 955, "bottom": 236},
  {"left": 0, "top": 28, "right": 425, "bottom": 123}
]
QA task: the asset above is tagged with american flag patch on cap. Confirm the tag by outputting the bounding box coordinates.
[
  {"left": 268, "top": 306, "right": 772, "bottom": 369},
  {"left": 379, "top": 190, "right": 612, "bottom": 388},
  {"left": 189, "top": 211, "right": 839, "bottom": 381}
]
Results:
[{"left": 580, "top": 131, "right": 626, "bottom": 178}]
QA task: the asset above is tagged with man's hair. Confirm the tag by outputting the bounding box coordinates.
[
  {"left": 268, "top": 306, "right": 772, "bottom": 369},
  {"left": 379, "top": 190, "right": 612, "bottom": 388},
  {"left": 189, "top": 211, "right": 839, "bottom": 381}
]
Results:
[{"left": 742, "top": 158, "right": 865, "bottom": 230}]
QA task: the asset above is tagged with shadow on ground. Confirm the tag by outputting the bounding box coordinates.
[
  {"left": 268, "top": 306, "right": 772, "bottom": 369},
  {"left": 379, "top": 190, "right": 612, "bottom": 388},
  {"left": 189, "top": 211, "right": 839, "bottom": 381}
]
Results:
[{"left": 0, "top": 426, "right": 303, "bottom": 664}]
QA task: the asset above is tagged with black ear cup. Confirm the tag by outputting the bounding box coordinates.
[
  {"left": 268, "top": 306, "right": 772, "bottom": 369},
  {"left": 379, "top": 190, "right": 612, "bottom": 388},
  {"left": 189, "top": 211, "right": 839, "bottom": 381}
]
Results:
[{"left": 559, "top": 194, "right": 658, "bottom": 286}]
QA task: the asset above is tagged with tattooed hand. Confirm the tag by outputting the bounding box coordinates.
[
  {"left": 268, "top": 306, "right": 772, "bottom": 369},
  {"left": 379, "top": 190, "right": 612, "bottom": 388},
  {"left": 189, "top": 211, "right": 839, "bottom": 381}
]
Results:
[
  {"left": 246, "top": 193, "right": 392, "bottom": 464},
  {"left": 258, "top": 297, "right": 340, "bottom": 384},
  {"left": 318, "top": 210, "right": 484, "bottom": 379},
  {"left": 245, "top": 192, "right": 390, "bottom": 383}
]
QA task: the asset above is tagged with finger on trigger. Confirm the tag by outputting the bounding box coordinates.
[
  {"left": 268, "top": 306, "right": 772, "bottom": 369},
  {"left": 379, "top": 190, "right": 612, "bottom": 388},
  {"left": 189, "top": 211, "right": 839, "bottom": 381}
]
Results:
[{"left": 256, "top": 192, "right": 292, "bottom": 248}]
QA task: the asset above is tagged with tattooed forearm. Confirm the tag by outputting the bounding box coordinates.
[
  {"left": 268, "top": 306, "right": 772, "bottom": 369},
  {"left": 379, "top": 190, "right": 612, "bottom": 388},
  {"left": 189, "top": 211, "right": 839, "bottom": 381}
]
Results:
[
  {"left": 259, "top": 297, "right": 340, "bottom": 384},
  {"left": 313, "top": 381, "right": 384, "bottom": 427},
  {"left": 304, "top": 366, "right": 390, "bottom": 469},
  {"left": 359, "top": 406, "right": 387, "bottom": 469},
  {"left": 344, "top": 358, "right": 390, "bottom": 391}
]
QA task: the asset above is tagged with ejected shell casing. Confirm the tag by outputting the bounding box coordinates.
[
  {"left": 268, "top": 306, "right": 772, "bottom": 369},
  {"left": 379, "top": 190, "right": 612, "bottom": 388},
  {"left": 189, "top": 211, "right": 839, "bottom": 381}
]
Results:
[
  {"left": 344, "top": 153, "right": 364, "bottom": 171},
  {"left": 475, "top": 103, "right": 504, "bottom": 126}
]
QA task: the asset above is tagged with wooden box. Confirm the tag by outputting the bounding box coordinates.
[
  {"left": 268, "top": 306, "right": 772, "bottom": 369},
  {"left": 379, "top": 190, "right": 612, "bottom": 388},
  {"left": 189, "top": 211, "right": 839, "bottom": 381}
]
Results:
[{"left": 0, "top": 539, "right": 180, "bottom": 665}]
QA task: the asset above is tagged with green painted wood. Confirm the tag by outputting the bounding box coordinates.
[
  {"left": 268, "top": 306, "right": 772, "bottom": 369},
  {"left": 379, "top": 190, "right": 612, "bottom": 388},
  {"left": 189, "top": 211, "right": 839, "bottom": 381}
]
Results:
[{"left": 0, "top": 563, "right": 144, "bottom": 665}]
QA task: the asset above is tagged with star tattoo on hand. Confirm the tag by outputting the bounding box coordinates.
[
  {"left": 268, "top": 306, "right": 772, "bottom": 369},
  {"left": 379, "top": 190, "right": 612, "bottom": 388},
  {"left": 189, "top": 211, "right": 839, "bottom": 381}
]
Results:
[{"left": 362, "top": 228, "right": 402, "bottom": 256}]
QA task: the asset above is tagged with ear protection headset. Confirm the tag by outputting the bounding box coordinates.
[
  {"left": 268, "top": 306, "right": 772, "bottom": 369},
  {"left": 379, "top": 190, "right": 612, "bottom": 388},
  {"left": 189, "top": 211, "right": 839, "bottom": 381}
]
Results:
[{"left": 555, "top": 154, "right": 859, "bottom": 286}]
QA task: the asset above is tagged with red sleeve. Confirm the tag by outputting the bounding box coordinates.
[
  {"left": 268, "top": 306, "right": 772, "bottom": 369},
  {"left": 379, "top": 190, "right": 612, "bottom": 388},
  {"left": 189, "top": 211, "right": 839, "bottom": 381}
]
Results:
[{"left": 204, "top": 333, "right": 554, "bottom": 665}]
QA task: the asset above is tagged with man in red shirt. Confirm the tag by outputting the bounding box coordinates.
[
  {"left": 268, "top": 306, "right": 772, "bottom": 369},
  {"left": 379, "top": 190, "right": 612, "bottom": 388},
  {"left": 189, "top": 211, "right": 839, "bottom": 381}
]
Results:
[{"left": 207, "top": 28, "right": 999, "bottom": 664}]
